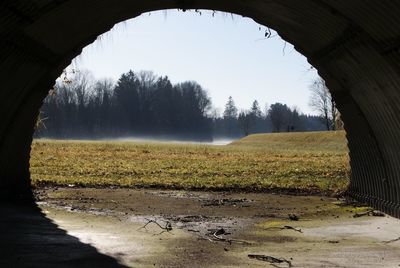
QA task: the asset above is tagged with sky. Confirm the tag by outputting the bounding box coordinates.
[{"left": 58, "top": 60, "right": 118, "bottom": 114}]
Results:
[{"left": 69, "top": 10, "right": 319, "bottom": 115}]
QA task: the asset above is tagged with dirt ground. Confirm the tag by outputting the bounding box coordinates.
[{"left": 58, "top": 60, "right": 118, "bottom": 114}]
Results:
[{"left": 34, "top": 187, "right": 400, "bottom": 267}]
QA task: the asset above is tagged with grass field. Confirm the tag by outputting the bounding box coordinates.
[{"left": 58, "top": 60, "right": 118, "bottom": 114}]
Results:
[{"left": 30, "top": 131, "right": 350, "bottom": 195}]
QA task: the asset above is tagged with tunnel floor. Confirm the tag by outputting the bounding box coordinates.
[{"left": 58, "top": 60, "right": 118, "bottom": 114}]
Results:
[{"left": 3, "top": 188, "right": 400, "bottom": 267}]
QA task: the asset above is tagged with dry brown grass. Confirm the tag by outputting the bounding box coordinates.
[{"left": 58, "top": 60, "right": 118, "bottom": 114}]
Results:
[{"left": 30, "top": 131, "right": 350, "bottom": 195}]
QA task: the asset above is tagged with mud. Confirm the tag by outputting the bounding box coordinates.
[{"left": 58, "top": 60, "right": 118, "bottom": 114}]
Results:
[{"left": 33, "top": 187, "right": 400, "bottom": 267}]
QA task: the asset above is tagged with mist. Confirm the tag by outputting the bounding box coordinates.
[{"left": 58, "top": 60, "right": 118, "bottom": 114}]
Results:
[
  {"left": 35, "top": 134, "right": 235, "bottom": 146},
  {"left": 108, "top": 136, "right": 234, "bottom": 146}
]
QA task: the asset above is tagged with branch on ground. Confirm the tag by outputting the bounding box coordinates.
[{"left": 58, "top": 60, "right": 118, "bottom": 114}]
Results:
[
  {"left": 248, "top": 254, "right": 292, "bottom": 267},
  {"left": 203, "top": 228, "right": 251, "bottom": 245},
  {"left": 265, "top": 225, "right": 303, "bottom": 233},
  {"left": 138, "top": 219, "right": 173, "bottom": 236},
  {"left": 383, "top": 237, "right": 400, "bottom": 244}
]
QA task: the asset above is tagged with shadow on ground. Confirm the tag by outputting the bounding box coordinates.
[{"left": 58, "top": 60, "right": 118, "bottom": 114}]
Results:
[{"left": 0, "top": 203, "right": 127, "bottom": 268}]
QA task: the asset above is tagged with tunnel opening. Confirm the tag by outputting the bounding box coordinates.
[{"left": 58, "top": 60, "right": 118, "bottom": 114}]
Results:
[{"left": 29, "top": 9, "right": 350, "bottom": 197}]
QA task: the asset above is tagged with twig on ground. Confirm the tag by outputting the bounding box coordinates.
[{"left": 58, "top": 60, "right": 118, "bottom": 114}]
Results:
[
  {"left": 248, "top": 254, "right": 292, "bottom": 267},
  {"left": 204, "top": 228, "right": 251, "bottom": 245},
  {"left": 283, "top": 225, "right": 303, "bottom": 233},
  {"left": 265, "top": 225, "right": 303, "bottom": 233},
  {"left": 383, "top": 237, "right": 400, "bottom": 244},
  {"left": 138, "top": 219, "right": 173, "bottom": 236}
]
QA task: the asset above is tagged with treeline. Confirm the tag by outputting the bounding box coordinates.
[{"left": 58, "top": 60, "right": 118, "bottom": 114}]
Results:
[
  {"left": 212, "top": 97, "right": 325, "bottom": 138},
  {"left": 39, "top": 70, "right": 213, "bottom": 140},
  {"left": 37, "top": 69, "right": 326, "bottom": 140}
]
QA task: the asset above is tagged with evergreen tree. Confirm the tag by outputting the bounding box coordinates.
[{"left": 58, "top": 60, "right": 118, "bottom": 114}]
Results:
[
  {"left": 114, "top": 70, "right": 140, "bottom": 134},
  {"left": 223, "top": 96, "right": 238, "bottom": 119},
  {"left": 223, "top": 96, "right": 238, "bottom": 137},
  {"left": 249, "top": 100, "right": 262, "bottom": 133},
  {"left": 250, "top": 100, "right": 262, "bottom": 118}
]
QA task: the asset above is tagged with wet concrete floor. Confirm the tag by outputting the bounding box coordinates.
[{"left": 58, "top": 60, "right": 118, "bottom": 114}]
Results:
[{"left": 2, "top": 188, "right": 400, "bottom": 267}]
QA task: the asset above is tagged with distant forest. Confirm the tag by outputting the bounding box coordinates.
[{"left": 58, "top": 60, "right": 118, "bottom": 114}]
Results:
[{"left": 36, "top": 69, "right": 326, "bottom": 141}]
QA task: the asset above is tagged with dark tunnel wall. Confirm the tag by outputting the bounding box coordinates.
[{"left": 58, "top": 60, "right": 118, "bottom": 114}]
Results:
[{"left": 1, "top": 0, "right": 400, "bottom": 217}]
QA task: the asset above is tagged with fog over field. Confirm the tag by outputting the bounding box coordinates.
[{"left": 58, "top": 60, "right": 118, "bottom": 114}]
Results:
[
  {"left": 110, "top": 136, "right": 235, "bottom": 146},
  {"left": 36, "top": 135, "right": 235, "bottom": 146}
]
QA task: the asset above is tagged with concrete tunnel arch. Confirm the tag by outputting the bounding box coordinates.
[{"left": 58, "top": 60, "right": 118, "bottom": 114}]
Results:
[{"left": 1, "top": 1, "right": 400, "bottom": 217}]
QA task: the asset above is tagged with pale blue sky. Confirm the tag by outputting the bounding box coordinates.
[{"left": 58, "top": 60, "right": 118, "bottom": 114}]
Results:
[{"left": 70, "top": 10, "right": 319, "bottom": 115}]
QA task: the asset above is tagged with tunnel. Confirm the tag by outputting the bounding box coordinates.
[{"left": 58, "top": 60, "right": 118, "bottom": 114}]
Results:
[{"left": 1, "top": 0, "right": 400, "bottom": 218}]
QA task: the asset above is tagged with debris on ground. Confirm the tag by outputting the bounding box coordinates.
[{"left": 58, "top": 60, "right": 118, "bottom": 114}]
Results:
[
  {"left": 283, "top": 225, "right": 302, "bottom": 233},
  {"left": 254, "top": 213, "right": 279, "bottom": 218},
  {"left": 266, "top": 225, "right": 303, "bottom": 233},
  {"left": 33, "top": 187, "right": 400, "bottom": 267},
  {"left": 338, "top": 197, "right": 368, "bottom": 207},
  {"left": 138, "top": 219, "right": 173, "bottom": 235},
  {"left": 214, "top": 228, "right": 228, "bottom": 236},
  {"left": 288, "top": 214, "right": 299, "bottom": 221},
  {"left": 203, "top": 228, "right": 251, "bottom": 245},
  {"left": 212, "top": 228, "right": 229, "bottom": 242},
  {"left": 206, "top": 228, "right": 231, "bottom": 243},
  {"left": 370, "top": 210, "right": 385, "bottom": 217},
  {"left": 383, "top": 237, "right": 400, "bottom": 244},
  {"left": 353, "top": 210, "right": 385, "bottom": 218},
  {"left": 174, "top": 215, "right": 210, "bottom": 223},
  {"left": 248, "top": 254, "right": 292, "bottom": 267},
  {"left": 202, "top": 198, "right": 252, "bottom": 207}
]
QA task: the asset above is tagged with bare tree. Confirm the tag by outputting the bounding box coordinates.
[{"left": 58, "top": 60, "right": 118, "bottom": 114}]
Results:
[
  {"left": 308, "top": 78, "right": 336, "bottom": 130},
  {"left": 72, "top": 70, "right": 94, "bottom": 108},
  {"left": 92, "top": 78, "right": 114, "bottom": 106}
]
